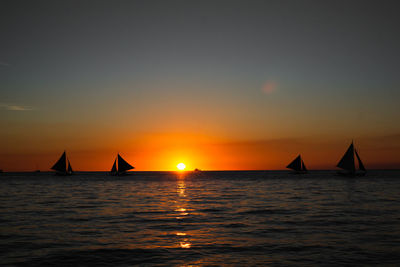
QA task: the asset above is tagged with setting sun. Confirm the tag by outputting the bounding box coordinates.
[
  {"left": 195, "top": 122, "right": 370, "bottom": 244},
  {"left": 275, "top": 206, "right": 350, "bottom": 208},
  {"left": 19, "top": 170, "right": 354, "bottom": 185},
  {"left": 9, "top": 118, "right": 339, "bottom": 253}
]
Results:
[{"left": 177, "top": 163, "right": 186, "bottom": 170}]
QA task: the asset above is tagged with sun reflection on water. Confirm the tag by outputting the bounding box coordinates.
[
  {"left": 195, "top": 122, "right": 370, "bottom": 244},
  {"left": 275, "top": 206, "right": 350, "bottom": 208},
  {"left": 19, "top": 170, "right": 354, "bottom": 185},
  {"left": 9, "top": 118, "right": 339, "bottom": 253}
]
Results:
[
  {"left": 175, "top": 176, "right": 192, "bottom": 249},
  {"left": 176, "top": 232, "right": 186, "bottom": 236},
  {"left": 179, "top": 241, "right": 191, "bottom": 249},
  {"left": 175, "top": 208, "right": 186, "bottom": 212},
  {"left": 177, "top": 181, "right": 186, "bottom": 197}
]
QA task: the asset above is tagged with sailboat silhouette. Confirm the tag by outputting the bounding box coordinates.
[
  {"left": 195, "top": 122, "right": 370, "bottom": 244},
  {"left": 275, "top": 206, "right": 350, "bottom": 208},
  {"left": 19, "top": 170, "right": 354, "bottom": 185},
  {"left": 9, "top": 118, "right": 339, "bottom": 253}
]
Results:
[
  {"left": 110, "top": 153, "right": 135, "bottom": 176},
  {"left": 286, "top": 154, "right": 308, "bottom": 174},
  {"left": 336, "top": 141, "right": 366, "bottom": 176},
  {"left": 51, "top": 151, "right": 74, "bottom": 175}
]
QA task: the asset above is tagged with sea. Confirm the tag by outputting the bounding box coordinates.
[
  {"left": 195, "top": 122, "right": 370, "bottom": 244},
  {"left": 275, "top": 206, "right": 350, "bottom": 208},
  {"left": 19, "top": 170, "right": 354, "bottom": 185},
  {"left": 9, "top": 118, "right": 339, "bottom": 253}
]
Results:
[{"left": 1, "top": 170, "right": 399, "bottom": 266}]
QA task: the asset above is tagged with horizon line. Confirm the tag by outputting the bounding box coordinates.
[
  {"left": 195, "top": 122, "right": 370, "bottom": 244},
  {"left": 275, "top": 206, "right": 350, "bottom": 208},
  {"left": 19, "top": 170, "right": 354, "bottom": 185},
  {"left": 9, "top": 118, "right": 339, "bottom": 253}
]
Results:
[{"left": 2, "top": 169, "right": 400, "bottom": 173}]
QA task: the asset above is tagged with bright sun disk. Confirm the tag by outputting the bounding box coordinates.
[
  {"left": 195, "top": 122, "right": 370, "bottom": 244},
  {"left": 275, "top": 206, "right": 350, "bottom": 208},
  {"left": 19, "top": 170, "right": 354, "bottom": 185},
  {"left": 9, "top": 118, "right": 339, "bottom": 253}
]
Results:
[{"left": 177, "top": 163, "right": 186, "bottom": 170}]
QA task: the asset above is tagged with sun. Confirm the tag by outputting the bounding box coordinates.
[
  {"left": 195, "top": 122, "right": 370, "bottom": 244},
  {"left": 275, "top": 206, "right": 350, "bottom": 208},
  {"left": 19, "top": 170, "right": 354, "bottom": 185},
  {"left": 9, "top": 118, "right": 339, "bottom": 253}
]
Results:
[{"left": 177, "top": 163, "right": 186, "bottom": 171}]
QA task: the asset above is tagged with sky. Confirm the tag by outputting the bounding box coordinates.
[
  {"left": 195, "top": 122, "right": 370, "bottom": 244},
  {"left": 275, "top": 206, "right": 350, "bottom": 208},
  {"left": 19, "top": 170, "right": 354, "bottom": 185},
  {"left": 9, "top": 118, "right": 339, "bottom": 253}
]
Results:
[{"left": 1, "top": 0, "right": 400, "bottom": 171}]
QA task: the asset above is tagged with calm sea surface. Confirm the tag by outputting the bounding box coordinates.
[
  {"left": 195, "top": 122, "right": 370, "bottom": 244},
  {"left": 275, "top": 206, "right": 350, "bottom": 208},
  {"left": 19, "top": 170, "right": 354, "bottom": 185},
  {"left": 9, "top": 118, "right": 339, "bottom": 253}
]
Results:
[{"left": 1, "top": 171, "right": 400, "bottom": 266}]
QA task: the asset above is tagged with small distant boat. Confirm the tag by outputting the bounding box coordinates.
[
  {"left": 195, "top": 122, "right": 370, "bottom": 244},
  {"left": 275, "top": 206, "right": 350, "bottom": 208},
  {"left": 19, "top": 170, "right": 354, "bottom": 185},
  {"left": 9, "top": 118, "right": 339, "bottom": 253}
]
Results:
[
  {"left": 51, "top": 151, "right": 74, "bottom": 175},
  {"left": 336, "top": 141, "right": 366, "bottom": 176},
  {"left": 110, "top": 153, "right": 135, "bottom": 176},
  {"left": 194, "top": 168, "right": 201, "bottom": 172},
  {"left": 286, "top": 154, "right": 307, "bottom": 174},
  {"left": 35, "top": 164, "right": 40, "bottom": 173},
  {"left": 0, "top": 169, "right": 3, "bottom": 173}
]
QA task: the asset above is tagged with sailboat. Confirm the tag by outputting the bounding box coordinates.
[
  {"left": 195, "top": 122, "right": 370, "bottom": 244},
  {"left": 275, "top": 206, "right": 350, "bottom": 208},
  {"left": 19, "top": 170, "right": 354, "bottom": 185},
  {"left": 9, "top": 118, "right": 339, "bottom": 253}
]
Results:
[
  {"left": 51, "top": 151, "right": 74, "bottom": 175},
  {"left": 109, "top": 153, "right": 135, "bottom": 175},
  {"left": 286, "top": 154, "right": 308, "bottom": 174},
  {"left": 336, "top": 141, "right": 366, "bottom": 176}
]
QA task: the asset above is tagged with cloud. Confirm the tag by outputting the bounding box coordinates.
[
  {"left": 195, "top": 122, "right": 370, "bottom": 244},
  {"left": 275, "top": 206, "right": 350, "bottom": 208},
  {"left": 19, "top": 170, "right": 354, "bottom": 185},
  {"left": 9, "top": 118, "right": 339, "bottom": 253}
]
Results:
[
  {"left": 0, "top": 103, "right": 34, "bottom": 111},
  {"left": 261, "top": 81, "right": 277, "bottom": 94}
]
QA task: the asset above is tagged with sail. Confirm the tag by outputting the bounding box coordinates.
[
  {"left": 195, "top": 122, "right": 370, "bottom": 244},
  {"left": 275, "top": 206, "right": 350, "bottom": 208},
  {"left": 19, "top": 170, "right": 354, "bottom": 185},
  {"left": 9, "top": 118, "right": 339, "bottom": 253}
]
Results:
[
  {"left": 67, "top": 160, "right": 73, "bottom": 174},
  {"left": 51, "top": 151, "right": 66, "bottom": 172},
  {"left": 117, "top": 154, "right": 134, "bottom": 173},
  {"left": 110, "top": 159, "right": 117, "bottom": 173},
  {"left": 355, "top": 149, "right": 366, "bottom": 171},
  {"left": 302, "top": 160, "right": 307, "bottom": 172},
  {"left": 337, "top": 143, "right": 355, "bottom": 172},
  {"left": 286, "top": 155, "right": 302, "bottom": 171}
]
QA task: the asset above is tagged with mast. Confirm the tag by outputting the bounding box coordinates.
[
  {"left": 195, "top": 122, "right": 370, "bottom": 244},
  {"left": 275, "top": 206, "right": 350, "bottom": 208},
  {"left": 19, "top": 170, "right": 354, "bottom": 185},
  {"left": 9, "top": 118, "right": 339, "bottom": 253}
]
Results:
[{"left": 337, "top": 142, "right": 355, "bottom": 173}]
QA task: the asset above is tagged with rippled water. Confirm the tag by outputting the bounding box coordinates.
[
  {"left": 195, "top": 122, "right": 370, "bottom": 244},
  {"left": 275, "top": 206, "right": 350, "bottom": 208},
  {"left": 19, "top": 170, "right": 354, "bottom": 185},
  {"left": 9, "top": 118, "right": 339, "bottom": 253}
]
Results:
[{"left": 1, "top": 170, "right": 400, "bottom": 266}]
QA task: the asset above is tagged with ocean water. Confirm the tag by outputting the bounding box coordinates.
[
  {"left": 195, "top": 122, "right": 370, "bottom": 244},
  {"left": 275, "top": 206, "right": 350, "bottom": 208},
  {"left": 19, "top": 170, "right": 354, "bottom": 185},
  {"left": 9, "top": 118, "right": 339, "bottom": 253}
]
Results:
[{"left": 1, "top": 170, "right": 399, "bottom": 266}]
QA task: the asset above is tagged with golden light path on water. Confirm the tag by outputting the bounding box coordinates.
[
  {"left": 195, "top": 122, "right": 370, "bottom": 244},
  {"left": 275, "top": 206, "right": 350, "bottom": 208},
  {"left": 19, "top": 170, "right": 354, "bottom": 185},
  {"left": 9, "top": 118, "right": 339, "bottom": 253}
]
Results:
[{"left": 176, "top": 173, "right": 191, "bottom": 249}]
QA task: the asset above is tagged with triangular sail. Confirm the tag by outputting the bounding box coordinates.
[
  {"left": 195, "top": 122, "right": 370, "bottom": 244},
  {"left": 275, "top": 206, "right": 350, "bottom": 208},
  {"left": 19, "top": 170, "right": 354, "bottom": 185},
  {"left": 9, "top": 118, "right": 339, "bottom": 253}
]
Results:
[
  {"left": 117, "top": 154, "right": 134, "bottom": 173},
  {"left": 67, "top": 160, "right": 73, "bottom": 174},
  {"left": 302, "top": 160, "right": 307, "bottom": 172},
  {"left": 51, "top": 151, "right": 66, "bottom": 172},
  {"left": 286, "top": 155, "right": 302, "bottom": 171},
  {"left": 110, "top": 159, "right": 117, "bottom": 173},
  {"left": 355, "top": 149, "right": 366, "bottom": 171},
  {"left": 337, "top": 143, "right": 355, "bottom": 172}
]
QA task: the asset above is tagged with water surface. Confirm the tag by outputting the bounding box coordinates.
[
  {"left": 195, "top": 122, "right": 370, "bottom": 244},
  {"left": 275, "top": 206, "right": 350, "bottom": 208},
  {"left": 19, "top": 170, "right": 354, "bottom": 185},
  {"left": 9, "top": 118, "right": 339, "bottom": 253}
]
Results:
[{"left": 1, "top": 171, "right": 399, "bottom": 265}]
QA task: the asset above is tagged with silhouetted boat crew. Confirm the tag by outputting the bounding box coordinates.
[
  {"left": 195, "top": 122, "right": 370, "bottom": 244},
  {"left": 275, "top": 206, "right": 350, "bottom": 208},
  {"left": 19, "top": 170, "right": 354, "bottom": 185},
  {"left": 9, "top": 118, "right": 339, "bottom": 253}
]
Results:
[
  {"left": 51, "top": 151, "right": 73, "bottom": 175},
  {"left": 110, "top": 153, "right": 134, "bottom": 175},
  {"left": 337, "top": 141, "right": 366, "bottom": 176},
  {"left": 286, "top": 154, "right": 307, "bottom": 174}
]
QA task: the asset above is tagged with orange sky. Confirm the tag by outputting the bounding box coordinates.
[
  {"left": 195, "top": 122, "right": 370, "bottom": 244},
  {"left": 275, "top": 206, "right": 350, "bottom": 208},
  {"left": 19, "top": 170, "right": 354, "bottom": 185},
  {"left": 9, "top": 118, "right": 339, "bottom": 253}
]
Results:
[{"left": 1, "top": 130, "right": 399, "bottom": 171}]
